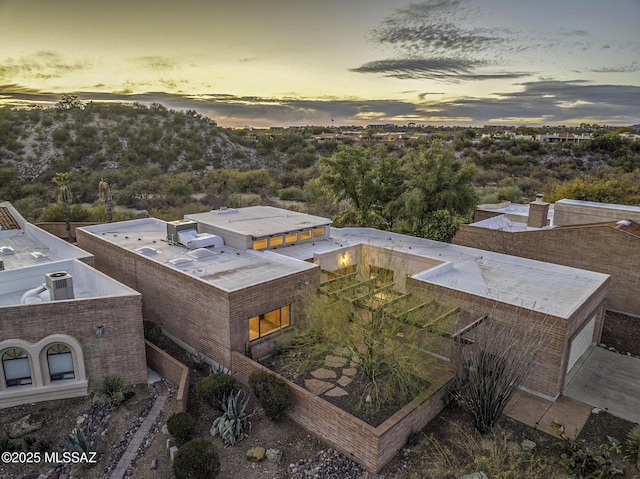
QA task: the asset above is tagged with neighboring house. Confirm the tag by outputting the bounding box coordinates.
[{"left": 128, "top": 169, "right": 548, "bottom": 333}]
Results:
[
  {"left": 454, "top": 198, "right": 640, "bottom": 316},
  {"left": 77, "top": 206, "right": 609, "bottom": 401},
  {"left": 537, "top": 133, "right": 592, "bottom": 143},
  {"left": 0, "top": 202, "right": 147, "bottom": 409}
]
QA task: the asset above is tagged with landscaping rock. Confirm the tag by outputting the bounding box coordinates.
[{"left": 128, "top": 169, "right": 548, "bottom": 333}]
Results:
[
  {"left": 460, "top": 472, "right": 488, "bottom": 479},
  {"left": 9, "top": 414, "right": 44, "bottom": 438},
  {"left": 246, "top": 446, "right": 266, "bottom": 462},
  {"left": 151, "top": 457, "right": 158, "bottom": 469},
  {"left": 266, "top": 448, "right": 282, "bottom": 463},
  {"left": 521, "top": 439, "right": 536, "bottom": 451},
  {"left": 169, "top": 445, "right": 179, "bottom": 461}
]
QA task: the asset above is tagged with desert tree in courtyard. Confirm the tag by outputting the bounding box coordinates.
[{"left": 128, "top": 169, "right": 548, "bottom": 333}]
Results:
[
  {"left": 286, "top": 252, "right": 454, "bottom": 412},
  {"left": 452, "top": 308, "right": 548, "bottom": 434},
  {"left": 53, "top": 172, "right": 73, "bottom": 241}
]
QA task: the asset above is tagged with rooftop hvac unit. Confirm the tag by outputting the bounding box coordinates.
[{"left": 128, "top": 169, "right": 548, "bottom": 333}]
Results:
[
  {"left": 45, "top": 271, "right": 75, "bottom": 301},
  {"left": 167, "top": 220, "right": 198, "bottom": 244}
]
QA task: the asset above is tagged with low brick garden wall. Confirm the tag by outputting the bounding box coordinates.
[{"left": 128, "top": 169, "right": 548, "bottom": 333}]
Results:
[
  {"left": 145, "top": 340, "right": 190, "bottom": 412},
  {"left": 232, "top": 351, "right": 453, "bottom": 473}
]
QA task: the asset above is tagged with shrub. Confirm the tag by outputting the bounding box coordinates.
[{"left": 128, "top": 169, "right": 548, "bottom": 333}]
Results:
[
  {"left": 143, "top": 320, "right": 162, "bottom": 343},
  {"left": 173, "top": 439, "right": 220, "bottom": 479},
  {"left": 626, "top": 425, "right": 640, "bottom": 470},
  {"left": 196, "top": 373, "right": 236, "bottom": 410},
  {"left": 249, "top": 370, "right": 293, "bottom": 421},
  {"left": 94, "top": 373, "right": 127, "bottom": 407},
  {"left": 211, "top": 390, "right": 253, "bottom": 446},
  {"left": 552, "top": 419, "right": 622, "bottom": 478},
  {"left": 167, "top": 412, "right": 196, "bottom": 445}
]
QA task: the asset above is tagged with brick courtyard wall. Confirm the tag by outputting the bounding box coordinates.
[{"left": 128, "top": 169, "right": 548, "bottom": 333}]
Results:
[
  {"left": 145, "top": 340, "right": 189, "bottom": 412},
  {"left": 407, "top": 278, "right": 569, "bottom": 399},
  {"left": 453, "top": 224, "right": 639, "bottom": 316},
  {"left": 231, "top": 352, "right": 452, "bottom": 473},
  {"left": 36, "top": 222, "right": 99, "bottom": 242},
  {"left": 0, "top": 296, "right": 146, "bottom": 386}
]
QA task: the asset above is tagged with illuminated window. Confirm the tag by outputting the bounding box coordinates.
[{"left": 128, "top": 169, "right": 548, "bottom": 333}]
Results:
[
  {"left": 47, "top": 344, "right": 75, "bottom": 381},
  {"left": 370, "top": 266, "right": 393, "bottom": 286},
  {"left": 253, "top": 238, "right": 268, "bottom": 250},
  {"left": 249, "top": 305, "right": 291, "bottom": 341},
  {"left": 299, "top": 230, "right": 312, "bottom": 241},
  {"left": 285, "top": 232, "right": 298, "bottom": 243},
  {"left": 270, "top": 235, "right": 284, "bottom": 247},
  {"left": 2, "top": 348, "right": 32, "bottom": 387},
  {"left": 313, "top": 227, "right": 326, "bottom": 237}
]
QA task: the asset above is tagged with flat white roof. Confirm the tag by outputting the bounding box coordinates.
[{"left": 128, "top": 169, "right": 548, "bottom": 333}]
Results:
[
  {"left": 276, "top": 227, "right": 609, "bottom": 319},
  {"left": 0, "top": 202, "right": 92, "bottom": 271},
  {"left": 0, "top": 259, "right": 139, "bottom": 307},
  {"left": 81, "top": 211, "right": 609, "bottom": 318},
  {"left": 556, "top": 198, "right": 640, "bottom": 214},
  {"left": 185, "top": 206, "right": 331, "bottom": 238},
  {"left": 79, "top": 218, "right": 317, "bottom": 292}
]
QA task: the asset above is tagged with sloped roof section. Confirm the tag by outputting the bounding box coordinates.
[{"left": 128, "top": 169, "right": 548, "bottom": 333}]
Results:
[{"left": 0, "top": 207, "right": 20, "bottom": 230}]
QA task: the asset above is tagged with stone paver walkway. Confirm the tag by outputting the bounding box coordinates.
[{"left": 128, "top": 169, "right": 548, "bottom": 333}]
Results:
[
  {"left": 110, "top": 381, "right": 168, "bottom": 479},
  {"left": 307, "top": 354, "right": 355, "bottom": 398}
]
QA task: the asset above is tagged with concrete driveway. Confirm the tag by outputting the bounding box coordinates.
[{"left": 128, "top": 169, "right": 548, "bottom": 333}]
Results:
[{"left": 564, "top": 346, "right": 640, "bottom": 424}]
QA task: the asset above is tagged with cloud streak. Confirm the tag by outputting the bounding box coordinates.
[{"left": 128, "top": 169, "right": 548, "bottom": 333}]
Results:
[{"left": 1, "top": 80, "right": 637, "bottom": 126}]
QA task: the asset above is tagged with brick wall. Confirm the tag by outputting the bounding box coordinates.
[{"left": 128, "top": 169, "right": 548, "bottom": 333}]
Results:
[
  {"left": 231, "top": 352, "right": 452, "bottom": 473},
  {"left": 405, "top": 277, "right": 604, "bottom": 399},
  {"left": 145, "top": 340, "right": 189, "bottom": 412},
  {"left": 1, "top": 296, "right": 147, "bottom": 386},
  {"left": 36, "top": 222, "right": 99, "bottom": 241},
  {"left": 453, "top": 224, "right": 638, "bottom": 316}
]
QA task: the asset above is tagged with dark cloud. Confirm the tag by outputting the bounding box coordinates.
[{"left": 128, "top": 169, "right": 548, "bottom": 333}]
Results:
[
  {"left": 591, "top": 62, "right": 639, "bottom": 73},
  {"left": 1, "top": 80, "right": 637, "bottom": 126},
  {"left": 351, "top": 57, "right": 529, "bottom": 81},
  {"left": 134, "top": 56, "right": 176, "bottom": 71},
  {"left": 0, "top": 52, "right": 88, "bottom": 81},
  {"left": 418, "top": 92, "right": 445, "bottom": 98}
]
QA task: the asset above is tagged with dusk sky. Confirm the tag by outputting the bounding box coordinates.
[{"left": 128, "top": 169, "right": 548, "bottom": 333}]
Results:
[{"left": 1, "top": 0, "right": 639, "bottom": 127}]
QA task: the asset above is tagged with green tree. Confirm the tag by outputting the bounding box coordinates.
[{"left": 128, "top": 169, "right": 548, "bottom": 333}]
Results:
[
  {"left": 402, "top": 142, "right": 477, "bottom": 237},
  {"left": 319, "top": 145, "right": 382, "bottom": 226},
  {"left": 52, "top": 172, "right": 73, "bottom": 241}
]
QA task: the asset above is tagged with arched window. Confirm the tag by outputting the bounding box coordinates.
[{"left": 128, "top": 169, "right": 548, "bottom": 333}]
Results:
[
  {"left": 46, "top": 344, "right": 75, "bottom": 381},
  {"left": 2, "top": 348, "right": 32, "bottom": 386}
]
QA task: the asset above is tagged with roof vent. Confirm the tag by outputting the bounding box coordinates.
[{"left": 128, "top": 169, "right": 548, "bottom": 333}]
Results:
[
  {"left": 616, "top": 219, "right": 632, "bottom": 227},
  {"left": 135, "top": 246, "right": 158, "bottom": 255},
  {"left": 45, "top": 271, "right": 74, "bottom": 300},
  {"left": 31, "top": 251, "right": 48, "bottom": 260},
  {"left": 0, "top": 245, "right": 15, "bottom": 255}
]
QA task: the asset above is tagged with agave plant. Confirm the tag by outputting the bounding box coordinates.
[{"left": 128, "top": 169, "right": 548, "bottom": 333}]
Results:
[
  {"left": 211, "top": 390, "right": 254, "bottom": 446},
  {"left": 626, "top": 425, "right": 640, "bottom": 470},
  {"left": 65, "top": 426, "right": 100, "bottom": 454}
]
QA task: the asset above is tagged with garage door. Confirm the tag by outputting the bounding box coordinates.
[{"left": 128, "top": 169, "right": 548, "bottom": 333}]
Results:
[{"left": 567, "top": 315, "right": 596, "bottom": 372}]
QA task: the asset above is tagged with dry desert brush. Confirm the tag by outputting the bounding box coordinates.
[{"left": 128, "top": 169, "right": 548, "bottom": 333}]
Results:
[{"left": 452, "top": 311, "right": 548, "bottom": 433}]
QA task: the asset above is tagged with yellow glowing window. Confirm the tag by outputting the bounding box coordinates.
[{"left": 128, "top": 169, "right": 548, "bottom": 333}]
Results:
[
  {"left": 299, "top": 230, "right": 312, "bottom": 241},
  {"left": 253, "top": 238, "right": 268, "bottom": 250},
  {"left": 313, "top": 227, "right": 326, "bottom": 237},
  {"left": 270, "top": 235, "right": 284, "bottom": 247},
  {"left": 285, "top": 232, "right": 298, "bottom": 243},
  {"left": 249, "top": 305, "right": 292, "bottom": 341}
]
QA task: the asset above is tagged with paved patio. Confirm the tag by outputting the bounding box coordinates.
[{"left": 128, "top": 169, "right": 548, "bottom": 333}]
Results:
[{"left": 564, "top": 346, "right": 640, "bottom": 424}]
